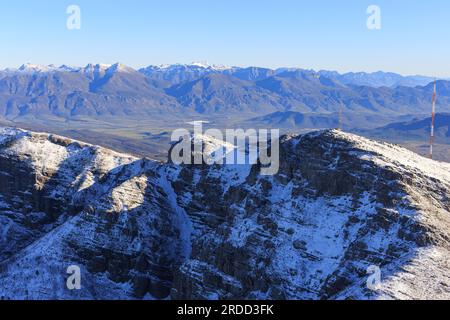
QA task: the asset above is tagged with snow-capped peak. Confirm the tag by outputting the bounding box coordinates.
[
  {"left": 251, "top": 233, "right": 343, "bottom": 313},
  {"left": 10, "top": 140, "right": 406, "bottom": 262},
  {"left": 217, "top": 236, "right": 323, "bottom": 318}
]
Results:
[
  {"left": 58, "top": 65, "right": 82, "bottom": 72},
  {"left": 189, "top": 61, "right": 231, "bottom": 70},
  {"left": 82, "top": 63, "right": 112, "bottom": 76},
  {"left": 156, "top": 64, "right": 171, "bottom": 70},
  {"left": 190, "top": 61, "right": 210, "bottom": 68},
  {"left": 84, "top": 63, "right": 112, "bottom": 70},
  {"left": 82, "top": 63, "right": 136, "bottom": 75},
  {"left": 129, "top": 62, "right": 237, "bottom": 74},
  {"left": 18, "top": 63, "right": 56, "bottom": 73},
  {"left": 5, "top": 63, "right": 81, "bottom": 74},
  {"left": 106, "top": 63, "right": 136, "bottom": 74}
]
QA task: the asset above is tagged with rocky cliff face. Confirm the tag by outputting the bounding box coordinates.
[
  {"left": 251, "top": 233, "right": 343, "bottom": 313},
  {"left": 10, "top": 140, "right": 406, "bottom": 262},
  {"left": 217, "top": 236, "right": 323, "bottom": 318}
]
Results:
[{"left": 1, "top": 127, "right": 450, "bottom": 300}]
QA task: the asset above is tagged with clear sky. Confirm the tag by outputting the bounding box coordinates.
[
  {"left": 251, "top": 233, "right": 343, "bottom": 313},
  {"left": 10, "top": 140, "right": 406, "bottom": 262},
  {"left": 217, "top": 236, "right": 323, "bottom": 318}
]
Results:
[{"left": 0, "top": 0, "right": 449, "bottom": 76}]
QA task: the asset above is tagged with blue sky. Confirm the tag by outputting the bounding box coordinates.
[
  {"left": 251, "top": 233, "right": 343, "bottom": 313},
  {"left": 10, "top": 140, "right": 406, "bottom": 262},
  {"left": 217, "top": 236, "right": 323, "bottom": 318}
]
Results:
[{"left": 0, "top": 0, "right": 449, "bottom": 76}]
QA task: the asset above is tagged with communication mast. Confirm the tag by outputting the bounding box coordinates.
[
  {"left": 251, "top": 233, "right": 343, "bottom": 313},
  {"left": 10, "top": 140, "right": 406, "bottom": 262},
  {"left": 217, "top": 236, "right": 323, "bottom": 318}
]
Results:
[{"left": 429, "top": 80, "right": 437, "bottom": 159}]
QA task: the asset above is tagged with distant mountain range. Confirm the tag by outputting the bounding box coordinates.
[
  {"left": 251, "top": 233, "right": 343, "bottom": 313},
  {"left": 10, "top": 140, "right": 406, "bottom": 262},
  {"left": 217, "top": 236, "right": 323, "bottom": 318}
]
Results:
[
  {"left": 360, "top": 113, "right": 450, "bottom": 142},
  {"left": 317, "top": 70, "right": 438, "bottom": 88},
  {"left": 0, "top": 62, "right": 448, "bottom": 125},
  {"left": 245, "top": 111, "right": 416, "bottom": 131},
  {"left": 139, "top": 62, "right": 440, "bottom": 88}
]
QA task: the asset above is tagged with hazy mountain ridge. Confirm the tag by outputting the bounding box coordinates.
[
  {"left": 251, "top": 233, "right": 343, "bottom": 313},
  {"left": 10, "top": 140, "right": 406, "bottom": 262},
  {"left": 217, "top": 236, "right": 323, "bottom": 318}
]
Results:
[
  {"left": 243, "top": 111, "right": 415, "bottom": 131},
  {"left": 356, "top": 113, "right": 450, "bottom": 142},
  {"left": 0, "top": 63, "right": 448, "bottom": 123},
  {"left": 318, "top": 70, "right": 437, "bottom": 88},
  {"left": 1, "top": 127, "right": 450, "bottom": 299}
]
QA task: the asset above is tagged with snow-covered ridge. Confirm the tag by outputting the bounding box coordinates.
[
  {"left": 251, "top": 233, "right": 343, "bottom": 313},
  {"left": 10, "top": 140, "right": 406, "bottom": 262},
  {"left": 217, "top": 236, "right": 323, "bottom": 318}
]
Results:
[
  {"left": 0, "top": 62, "right": 231, "bottom": 75},
  {"left": 15, "top": 63, "right": 82, "bottom": 73},
  {"left": 1, "top": 127, "right": 450, "bottom": 300},
  {"left": 303, "top": 129, "right": 450, "bottom": 184},
  {"left": 139, "top": 62, "right": 235, "bottom": 74},
  {"left": 0, "top": 63, "right": 138, "bottom": 74},
  {"left": 0, "top": 126, "right": 139, "bottom": 161},
  {"left": 0, "top": 127, "right": 28, "bottom": 145},
  {"left": 188, "top": 61, "right": 232, "bottom": 70}
]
